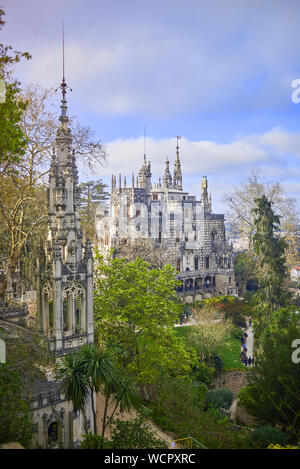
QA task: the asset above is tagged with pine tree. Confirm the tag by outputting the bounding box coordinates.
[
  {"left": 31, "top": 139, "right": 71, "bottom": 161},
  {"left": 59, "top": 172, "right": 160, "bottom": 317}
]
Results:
[{"left": 252, "top": 195, "right": 287, "bottom": 309}]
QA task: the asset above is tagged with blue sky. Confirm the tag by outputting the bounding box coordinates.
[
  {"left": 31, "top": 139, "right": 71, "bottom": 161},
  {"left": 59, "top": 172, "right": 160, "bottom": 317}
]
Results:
[{"left": 2, "top": 0, "right": 300, "bottom": 214}]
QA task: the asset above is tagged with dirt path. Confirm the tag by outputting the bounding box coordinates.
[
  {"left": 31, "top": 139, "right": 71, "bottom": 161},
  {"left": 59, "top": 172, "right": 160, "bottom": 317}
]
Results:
[{"left": 96, "top": 393, "right": 175, "bottom": 447}]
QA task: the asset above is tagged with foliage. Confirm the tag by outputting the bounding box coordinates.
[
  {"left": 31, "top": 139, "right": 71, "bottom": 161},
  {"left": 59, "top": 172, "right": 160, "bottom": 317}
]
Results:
[
  {"left": 0, "top": 82, "right": 107, "bottom": 293},
  {"left": 205, "top": 389, "right": 233, "bottom": 410},
  {"left": 0, "top": 364, "right": 34, "bottom": 448},
  {"left": 110, "top": 411, "right": 168, "bottom": 449},
  {"left": 267, "top": 443, "right": 299, "bottom": 449},
  {"left": 250, "top": 426, "right": 287, "bottom": 449},
  {"left": 78, "top": 179, "right": 109, "bottom": 240},
  {"left": 234, "top": 251, "right": 257, "bottom": 295},
  {"left": 252, "top": 195, "right": 288, "bottom": 310},
  {"left": 0, "top": 9, "right": 30, "bottom": 173},
  {"left": 223, "top": 170, "right": 299, "bottom": 257},
  {"left": 185, "top": 309, "right": 233, "bottom": 363},
  {"left": 79, "top": 433, "right": 111, "bottom": 449},
  {"left": 94, "top": 253, "right": 194, "bottom": 394},
  {"left": 238, "top": 310, "right": 300, "bottom": 440},
  {"left": 193, "top": 362, "right": 215, "bottom": 385},
  {"left": 149, "top": 376, "right": 250, "bottom": 449},
  {"left": 56, "top": 352, "right": 90, "bottom": 433},
  {"left": 0, "top": 322, "right": 53, "bottom": 394},
  {"left": 56, "top": 343, "right": 138, "bottom": 443}
]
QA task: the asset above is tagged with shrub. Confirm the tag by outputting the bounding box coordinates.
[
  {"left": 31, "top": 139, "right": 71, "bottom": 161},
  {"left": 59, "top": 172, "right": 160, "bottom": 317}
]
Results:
[
  {"left": 194, "top": 362, "right": 215, "bottom": 385},
  {"left": 110, "top": 412, "right": 168, "bottom": 449},
  {"left": 80, "top": 433, "right": 111, "bottom": 449},
  {"left": 205, "top": 388, "right": 233, "bottom": 410},
  {"left": 250, "top": 426, "right": 287, "bottom": 449},
  {"left": 212, "top": 355, "right": 224, "bottom": 375}
]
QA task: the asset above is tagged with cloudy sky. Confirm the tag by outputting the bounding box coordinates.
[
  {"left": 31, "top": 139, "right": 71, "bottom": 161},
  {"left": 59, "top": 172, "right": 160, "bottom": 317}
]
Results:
[{"left": 2, "top": 0, "right": 300, "bottom": 214}]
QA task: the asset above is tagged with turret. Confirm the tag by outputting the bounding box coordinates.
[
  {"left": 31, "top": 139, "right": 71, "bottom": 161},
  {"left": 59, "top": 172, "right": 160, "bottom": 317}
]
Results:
[
  {"left": 173, "top": 136, "right": 182, "bottom": 190},
  {"left": 162, "top": 158, "right": 172, "bottom": 188}
]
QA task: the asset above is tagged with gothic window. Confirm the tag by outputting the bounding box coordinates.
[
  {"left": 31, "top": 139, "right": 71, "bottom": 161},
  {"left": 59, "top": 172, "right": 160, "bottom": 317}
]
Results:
[
  {"left": 136, "top": 209, "right": 141, "bottom": 217},
  {"left": 104, "top": 228, "right": 109, "bottom": 246},
  {"left": 170, "top": 213, "right": 174, "bottom": 220},
  {"left": 48, "top": 422, "right": 58, "bottom": 448},
  {"left": 194, "top": 257, "right": 199, "bottom": 270},
  {"left": 158, "top": 231, "right": 162, "bottom": 243},
  {"left": 205, "top": 257, "right": 210, "bottom": 269},
  {"left": 63, "top": 283, "right": 86, "bottom": 334},
  {"left": 176, "top": 259, "right": 181, "bottom": 272},
  {"left": 153, "top": 194, "right": 158, "bottom": 200}
]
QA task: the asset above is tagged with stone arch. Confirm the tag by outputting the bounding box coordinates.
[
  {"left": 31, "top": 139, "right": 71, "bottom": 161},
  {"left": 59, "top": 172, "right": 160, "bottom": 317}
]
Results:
[{"left": 63, "top": 282, "right": 86, "bottom": 335}]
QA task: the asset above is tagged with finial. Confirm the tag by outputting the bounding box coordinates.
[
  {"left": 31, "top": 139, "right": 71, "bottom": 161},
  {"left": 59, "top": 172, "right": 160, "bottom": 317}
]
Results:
[
  {"left": 55, "top": 21, "right": 72, "bottom": 121},
  {"left": 176, "top": 136, "right": 181, "bottom": 155},
  {"left": 144, "top": 125, "right": 146, "bottom": 161}
]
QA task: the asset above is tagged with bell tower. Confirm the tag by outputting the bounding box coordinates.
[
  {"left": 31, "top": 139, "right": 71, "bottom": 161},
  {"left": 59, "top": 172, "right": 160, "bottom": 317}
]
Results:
[{"left": 37, "top": 62, "right": 94, "bottom": 355}]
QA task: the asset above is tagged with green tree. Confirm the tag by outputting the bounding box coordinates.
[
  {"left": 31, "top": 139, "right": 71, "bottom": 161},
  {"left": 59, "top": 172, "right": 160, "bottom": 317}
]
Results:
[
  {"left": 94, "top": 253, "right": 194, "bottom": 398},
  {"left": 234, "top": 251, "right": 257, "bottom": 295},
  {"left": 239, "top": 310, "right": 300, "bottom": 440},
  {"left": 252, "top": 195, "right": 288, "bottom": 310},
  {"left": 77, "top": 344, "right": 117, "bottom": 435},
  {"left": 0, "top": 8, "right": 30, "bottom": 174},
  {"left": 78, "top": 180, "right": 109, "bottom": 240},
  {"left": 110, "top": 411, "right": 168, "bottom": 449},
  {"left": 0, "top": 364, "right": 34, "bottom": 448},
  {"left": 0, "top": 321, "right": 53, "bottom": 394},
  {"left": 56, "top": 344, "right": 138, "bottom": 445},
  {"left": 56, "top": 353, "right": 90, "bottom": 434}
]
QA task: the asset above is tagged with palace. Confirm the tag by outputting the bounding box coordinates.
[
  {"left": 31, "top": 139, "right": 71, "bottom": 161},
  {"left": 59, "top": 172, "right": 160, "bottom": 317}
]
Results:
[{"left": 96, "top": 141, "right": 236, "bottom": 301}]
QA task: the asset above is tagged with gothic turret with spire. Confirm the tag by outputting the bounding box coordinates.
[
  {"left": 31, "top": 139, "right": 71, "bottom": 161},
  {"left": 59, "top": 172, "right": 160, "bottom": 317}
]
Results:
[
  {"left": 173, "top": 136, "right": 183, "bottom": 190},
  {"left": 162, "top": 158, "right": 173, "bottom": 188},
  {"left": 37, "top": 51, "right": 94, "bottom": 355}
]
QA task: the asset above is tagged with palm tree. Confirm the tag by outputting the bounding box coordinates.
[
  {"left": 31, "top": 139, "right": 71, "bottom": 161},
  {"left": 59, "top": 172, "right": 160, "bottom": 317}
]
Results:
[
  {"left": 78, "top": 344, "right": 116, "bottom": 434},
  {"left": 56, "top": 353, "right": 89, "bottom": 434},
  {"left": 100, "top": 373, "right": 138, "bottom": 443}
]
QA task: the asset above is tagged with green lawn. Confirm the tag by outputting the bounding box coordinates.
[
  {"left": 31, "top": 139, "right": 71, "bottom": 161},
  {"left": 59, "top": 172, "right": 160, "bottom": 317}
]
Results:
[
  {"left": 174, "top": 325, "right": 245, "bottom": 371},
  {"left": 216, "top": 328, "right": 245, "bottom": 371}
]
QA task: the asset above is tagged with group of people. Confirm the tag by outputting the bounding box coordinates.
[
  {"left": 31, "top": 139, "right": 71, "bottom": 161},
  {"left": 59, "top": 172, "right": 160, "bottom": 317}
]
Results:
[{"left": 240, "top": 330, "right": 255, "bottom": 367}]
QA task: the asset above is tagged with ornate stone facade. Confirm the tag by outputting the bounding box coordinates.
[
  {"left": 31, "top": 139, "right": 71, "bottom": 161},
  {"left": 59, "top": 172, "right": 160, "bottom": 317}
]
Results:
[
  {"left": 37, "top": 91, "right": 94, "bottom": 354},
  {"left": 34, "top": 80, "right": 94, "bottom": 448},
  {"left": 97, "top": 145, "right": 236, "bottom": 301}
]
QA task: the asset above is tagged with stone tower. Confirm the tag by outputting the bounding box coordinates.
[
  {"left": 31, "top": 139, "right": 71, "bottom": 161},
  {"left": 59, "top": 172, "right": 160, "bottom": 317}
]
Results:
[
  {"left": 37, "top": 77, "right": 94, "bottom": 355},
  {"left": 162, "top": 158, "right": 173, "bottom": 188},
  {"left": 173, "top": 139, "right": 183, "bottom": 191}
]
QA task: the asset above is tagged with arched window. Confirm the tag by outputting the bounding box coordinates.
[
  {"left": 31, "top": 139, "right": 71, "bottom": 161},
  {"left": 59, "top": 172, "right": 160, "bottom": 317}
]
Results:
[{"left": 63, "top": 283, "right": 86, "bottom": 334}]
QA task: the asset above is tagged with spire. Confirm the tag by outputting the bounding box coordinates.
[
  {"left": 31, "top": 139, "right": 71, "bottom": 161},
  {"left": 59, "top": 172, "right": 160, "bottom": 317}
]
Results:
[
  {"left": 173, "top": 136, "right": 182, "bottom": 190},
  {"left": 162, "top": 158, "right": 172, "bottom": 188},
  {"left": 56, "top": 21, "right": 72, "bottom": 125},
  {"left": 201, "top": 176, "right": 210, "bottom": 212},
  {"left": 138, "top": 153, "right": 152, "bottom": 193}
]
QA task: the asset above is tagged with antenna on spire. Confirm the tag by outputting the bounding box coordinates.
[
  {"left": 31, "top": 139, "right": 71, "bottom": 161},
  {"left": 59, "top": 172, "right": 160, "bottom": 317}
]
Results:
[{"left": 55, "top": 21, "right": 72, "bottom": 102}]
